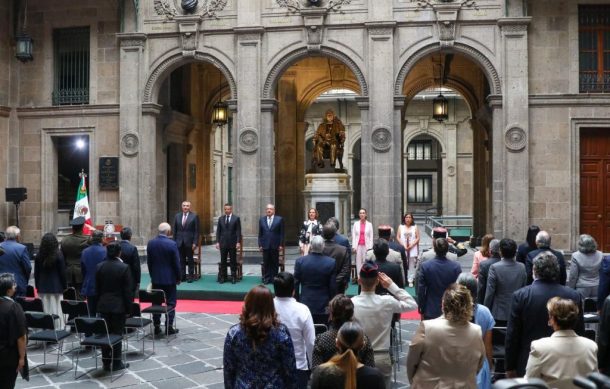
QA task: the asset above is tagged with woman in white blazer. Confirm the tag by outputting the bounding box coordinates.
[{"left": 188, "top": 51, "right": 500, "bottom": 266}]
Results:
[
  {"left": 351, "top": 208, "right": 373, "bottom": 280},
  {"left": 525, "top": 297, "right": 597, "bottom": 389},
  {"left": 407, "top": 284, "right": 486, "bottom": 388}
]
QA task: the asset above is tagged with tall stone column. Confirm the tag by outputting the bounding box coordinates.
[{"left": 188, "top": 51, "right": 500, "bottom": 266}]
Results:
[
  {"left": 498, "top": 18, "right": 531, "bottom": 239},
  {"left": 117, "top": 33, "right": 148, "bottom": 243},
  {"left": 233, "top": 21, "right": 264, "bottom": 248},
  {"left": 489, "top": 97, "right": 504, "bottom": 238},
  {"left": 394, "top": 96, "right": 406, "bottom": 216},
  {"left": 363, "top": 22, "right": 397, "bottom": 226},
  {"left": 445, "top": 123, "right": 458, "bottom": 215}
]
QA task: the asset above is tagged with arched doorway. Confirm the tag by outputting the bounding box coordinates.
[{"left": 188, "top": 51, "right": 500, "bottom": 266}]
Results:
[
  {"left": 270, "top": 55, "right": 366, "bottom": 241},
  {"left": 153, "top": 59, "right": 233, "bottom": 240},
  {"left": 399, "top": 51, "right": 494, "bottom": 236}
]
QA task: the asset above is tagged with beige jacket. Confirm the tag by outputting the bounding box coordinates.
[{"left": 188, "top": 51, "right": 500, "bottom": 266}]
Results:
[
  {"left": 525, "top": 330, "right": 598, "bottom": 389},
  {"left": 407, "top": 318, "right": 485, "bottom": 389}
]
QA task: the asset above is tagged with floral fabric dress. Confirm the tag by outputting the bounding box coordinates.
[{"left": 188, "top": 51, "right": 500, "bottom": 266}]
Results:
[{"left": 223, "top": 322, "right": 297, "bottom": 389}]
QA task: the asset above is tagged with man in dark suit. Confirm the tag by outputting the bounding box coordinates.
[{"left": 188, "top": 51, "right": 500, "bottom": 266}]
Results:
[
  {"left": 476, "top": 239, "right": 500, "bottom": 304},
  {"left": 321, "top": 222, "right": 350, "bottom": 293},
  {"left": 172, "top": 201, "right": 199, "bottom": 283},
  {"left": 147, "top": 222, "right": 181, "bottom": 335},
  {"left": 119, "top": 227, "right": 141, "bottom": 296},
  {"left": 215, "top": 203, "right": 241, "bottom": 284},
  {"left": 80, "top": 230, "right": 106, "bottom": 318},
  {"left": 372, "top": 239, "right": 404, "bottom": 295},
  {"left": 258, "top": 203, "right": 285, "bottom": 284},
  {"left": 0, "top": 226, "right": 31, "bottom": 297},
  {"left": 416, "top": 237, "right": 462, "bottom": 320},
  {"left": 525, "top": 230, "right": 567, "bottom": 285},
  {"left": 96, "top": 241, "right": 133, "bottom": 371},
  {"left": 379, "top": 226, "right": 408, "bottom": 282},
  {"left": 60, "top": 216, "right": 90, "bottom": 297},
  {"left": 294, "top": 236, "right": 336, "bottom": 324},
  {"left": 505, "top": 252, "right": 584, "bottom": 378}
]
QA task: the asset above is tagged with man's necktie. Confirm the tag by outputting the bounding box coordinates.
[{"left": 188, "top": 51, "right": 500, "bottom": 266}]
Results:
[
  {"left": 182, "top": 213, "right": 187, "bottom": 227},
  {"left": 225, "top": 215, "right": 229, "bottom": 225},
  {"left": 268, "top": 217, "right": 272, "bottom": 228}
]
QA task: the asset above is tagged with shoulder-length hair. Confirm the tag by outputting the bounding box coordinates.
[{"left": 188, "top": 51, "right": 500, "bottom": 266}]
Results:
[{"left": 239, "top": 285, "right": 278, "bottom": 347}]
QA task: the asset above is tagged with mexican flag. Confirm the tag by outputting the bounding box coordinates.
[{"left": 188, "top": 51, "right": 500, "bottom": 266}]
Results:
[{"left": 73, "top": 173, "right": 95, "bottom": 235}]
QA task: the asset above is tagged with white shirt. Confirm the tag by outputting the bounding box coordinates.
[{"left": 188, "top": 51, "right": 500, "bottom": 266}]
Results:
[
  {"left": 352, "top": 283, "right": 418, "bottom": 352},
  {"left": 274, "top": 297, "right": 315, "bottom": 370}
]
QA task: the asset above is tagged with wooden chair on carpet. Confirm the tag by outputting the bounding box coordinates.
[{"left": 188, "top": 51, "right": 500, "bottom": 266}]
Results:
[
  {"left": 192, "top": 236, "right": 203, "bottom": 280},
  {"left": 217, "top": 235, "right": 244, "bottom": 281}
]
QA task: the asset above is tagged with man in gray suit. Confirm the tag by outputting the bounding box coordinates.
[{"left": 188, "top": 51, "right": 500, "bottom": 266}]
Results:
[
  {"left": 484, "top": 238, "right": 526, "bottom": 326},
  {"left": 321, "top": 223, "right": 350, "bottom": 294}
]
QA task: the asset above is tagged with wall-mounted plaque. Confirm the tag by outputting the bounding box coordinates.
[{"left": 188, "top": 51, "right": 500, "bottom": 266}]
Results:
[{"left": 99, "top": 157, "right": 119, "bottom": 190}]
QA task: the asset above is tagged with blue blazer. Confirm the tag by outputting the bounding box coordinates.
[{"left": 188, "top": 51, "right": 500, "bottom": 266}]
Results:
[
  {"left": 80, "top": 243, "right": 106, "bottom": 296},
  {"left": 294, "top": 253, "right": 336, "bottom": 315},
  {"left": 258, "top": 215, "right": 285, "bottom": 250},
  {"left": 146, "top": 235, "right": 181, "bottom": 285},
  {"left": 417, "top": 256, "right": 462, "bottom": 319},
  {"left": 505, "top": 280, "right": 584, "bottom": 376},
  {"left": 0, "top": 240, "right": 32, "bottom": 296}
]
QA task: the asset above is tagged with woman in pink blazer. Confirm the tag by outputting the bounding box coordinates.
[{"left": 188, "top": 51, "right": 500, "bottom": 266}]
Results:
[{"left": 351, "top": 208, "right": 373, "bottom": 281}]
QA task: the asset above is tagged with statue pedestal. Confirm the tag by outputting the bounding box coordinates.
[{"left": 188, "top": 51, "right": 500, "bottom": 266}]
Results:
[{"left": 303, "top": 173, "right": 352, "bottom": 235}]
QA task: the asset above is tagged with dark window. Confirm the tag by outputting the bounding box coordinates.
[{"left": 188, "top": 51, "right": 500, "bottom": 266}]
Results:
[
  {"left": 407, "top": 176, "right": 432, "bottom": 203},
  {"left": 227, "top": 166, "right": 233, "bottom": 205},
  {"left": 408, "top": 140, "right": 432, "bottom": 160},
  {"left": 53, "top": 27, "right": 90, "bottom": 105},
  {"left": 579, "top": 6, "right": 610, "bottom": 92}
]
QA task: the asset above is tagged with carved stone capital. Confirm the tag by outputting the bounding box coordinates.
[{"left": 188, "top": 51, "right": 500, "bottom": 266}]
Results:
[
  {"left": 498, "top": 17, "right": 532, "bottom": 38},
  {"left": 178, "top": 19, "right": 201, "bottom": 56},
  {"left": 117, "top": 33, "right": 147, "bottom": 49}
]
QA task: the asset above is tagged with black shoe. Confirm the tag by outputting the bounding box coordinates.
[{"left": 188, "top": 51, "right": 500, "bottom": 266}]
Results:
[
  {"left": 218, "top": 277, "right": 225, "bottom": 284},
  {"left": 154, "top": 326, "right": 162, "bottom": 336},
  {"left": 187, "top": 278, "right": 193, "bottom": 283},
  {"left": 111, "top": 362, "right": 130, "bottom": 371},
  {"left": 167, "top": 327, "right": 179, "bottom": 335},
  {"left": 232, "top": 277, "right": 236, "bottom": 284},
  {"left": 103, "top": 364, "right": 111, "bottom": 372}
]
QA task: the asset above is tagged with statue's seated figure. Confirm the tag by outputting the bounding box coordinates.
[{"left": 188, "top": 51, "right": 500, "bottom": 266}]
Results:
[{"left": 312, "top": 109, "right": 346, "bottom": 170}]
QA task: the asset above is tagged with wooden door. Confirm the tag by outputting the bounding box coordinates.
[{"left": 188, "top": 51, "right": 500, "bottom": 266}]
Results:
[{"left": 581, "top": 128, "right": 610, "bottom": 252}]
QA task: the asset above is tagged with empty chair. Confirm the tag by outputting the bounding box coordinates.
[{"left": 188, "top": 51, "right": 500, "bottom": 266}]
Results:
[
  {"left": 16, "top": 296, "right": 44, "bottom": 313},
  {"left": 25, "top": 312, "right": 71, "bottom": 375},
  {"left": 60, "top": 299, "right": 89, "bottom": 331},
  {"left": 73, "top": 317, "right": 126, "bottom": 382},
  {"left": 63, "top": 287, "right": 77, "bottom": 301},
  {"left": 124, "top": 302, "right": 154, "bottom": 357},
  {"left": 139, "top": 289, "right": 177, "bottom": 340}
]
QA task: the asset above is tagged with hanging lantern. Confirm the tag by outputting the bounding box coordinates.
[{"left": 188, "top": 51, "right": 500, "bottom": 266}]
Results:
[
  {"left": 432, "top": 93, "right": 448, "bottom": 122},
  {"left": 15, "top": 32, "right": 33, "bottom": 63},
  {"left": 212, "top": 100, "right": 228, "bottom": 126}
]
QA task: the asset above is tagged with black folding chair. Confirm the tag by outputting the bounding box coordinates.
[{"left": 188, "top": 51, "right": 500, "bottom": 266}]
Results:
[
  {"left": 63, "top": 287, "right": 77, "bottom": 301},
  {"left": 492, "top": 377, "right": 548, "bottom": 388},
  {"left": 60, "top": 299, "right": 89, "bottom": 331},
  {"left": 26, "top": 312, "right": 72, "bottom": 375},
  {"left": 492, "top": 326, "right": 507, "bottom": 380},
  {"left": 16, "top": 297, "right": 44, "bottom": 313},
  {"left": 124, "top": 302, "right": 154, "bottom": 357},
  {"left": 73, "top": 317, "right": 126, "bottom": 382},
  {"left": 314, "top": 324, "right": 328, "bottom": 336},
  {"left": 139, "top": 289, "right": 177, "bottom": 342}
]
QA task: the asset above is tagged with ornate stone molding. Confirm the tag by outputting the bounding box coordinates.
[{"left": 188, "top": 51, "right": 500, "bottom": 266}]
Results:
[
  {"left": 153, "top": 0, "right": 227, "bottom": 20},
  {"left": 447, "top": 164, "right": 456, "bottom": 177},
  {"left": 276, "top": 0, "right": 352, "bottom": 13},
  {"left": 263, "top": 47, "right": 368, "bottom": 99},
  {"left": 144, "top": 52, "right": 236, "bottom": 103},
  {"left": 239, "top": 127, "right": 259, "bottom": 153},
  {"left": 394, "top": 42, "right": 501, "bottom": 96},
  {"left": 117, "top": 33, "right": 147, "bottom": 49},
  {"left": 371, "top": 126, "right": 392, "bottom": 152},
  {"left": 302, "top": 9, "right": 326, "bottom": 51},
  {"left": 414, "top": 0, "right": 478, "bottom": 10},
  {"left": 178, "top": 19, "right": 200, "bottom": 57},
  {"left": 504, "top": 125, "right": 527, "bottom": 152},
  {"left": 121, "top": 132, "right": 140, "bottom": 156},
  {"left": 498, "top": 17, "right": 531, "bottom": 38},
  {"left": 365, "top": 22, "right": 396, "bottom": 42}
]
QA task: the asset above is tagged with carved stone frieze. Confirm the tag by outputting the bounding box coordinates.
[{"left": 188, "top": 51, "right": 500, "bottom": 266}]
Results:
[
  {"left": 239, "top": 127, "right": 259, "bottom": 153},
  {"left": 153, "top": 0, "right": 227, "bottom": 19},
  {"left": 179, "top": 21, "right": 200, "bottom": 56},
  {"left": 121, "top": 133, "right": 140, "bottom": 156},
  {"left": 276, "top": 0, "right": 352, "bottom": 13},
  {"left": 504, "top": 126, "right": 527, "bottom": 152},
  {"left": 414, "top": 0, "right": 478, "bottom": 10},
  {"left": 371, "top": 126, "right": 392, "bottom": 152}
]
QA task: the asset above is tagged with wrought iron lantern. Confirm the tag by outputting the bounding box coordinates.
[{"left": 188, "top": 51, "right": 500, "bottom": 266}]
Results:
[
  {"left": 212, "top": 100, "right": 228, "bottom": 126},
  {"left": 15, "top": 32, "right": 33, "bottom": 62},
  {"left": 432, "top": 94, "right": 448, "bottom": 122}
]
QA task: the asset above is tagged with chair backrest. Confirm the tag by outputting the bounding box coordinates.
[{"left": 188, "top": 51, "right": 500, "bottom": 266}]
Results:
[
  {"left": 63, "top": 287, "right": 77, "bottom": 300},
  {"left": 573, "top": 376, "right": 598, "bottom": 389},
  {"left": 587, "top": 372, "right": 610, "bottom": 389},
  {"left": 16, "top": 297, "right": 44, "bottom": 313},
  {"left": 60, "top": 299, "right": 89, "bottom": 317},
  {"left": 584, "top": 298, "right": 598, "bottom": 313},
  {"left": 130, "top": 302, "right": 142, "bottom": 317},
  {"left": 314, "top": 324, "right": 328, "bottom": 336},
  {"left": 584, "top": 329, "right": 596, "bottom": 341},
  {"left": 73, "top": 317, "right": 109, "bottom": 338},
  {"left": 26, "top": 285, "right": 35, "bottom": 298},
  {"left": 238, "top": 235, "right": 244, "bottom": 264},
  {"left": 25, "top": 312, "right": 56, "bottom": 331},
  {"left": 139, "top": 289, "right": 166, "bottom": 306},
  {"left": 492, "top": 326, "right": 507, "bottom": 346}
]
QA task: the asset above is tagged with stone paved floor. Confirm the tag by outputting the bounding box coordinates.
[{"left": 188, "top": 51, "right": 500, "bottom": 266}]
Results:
[{"left": 17, "top": 313, "right": 420, "bottom": 388}]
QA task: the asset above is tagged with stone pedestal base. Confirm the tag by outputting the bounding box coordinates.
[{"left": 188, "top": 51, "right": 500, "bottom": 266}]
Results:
[{"left": 303, "top": 173, "right": 352, "bottom": 236}]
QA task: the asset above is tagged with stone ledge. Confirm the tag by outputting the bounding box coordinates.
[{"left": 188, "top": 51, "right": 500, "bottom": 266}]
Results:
[{"left": 16, "top": 104, "right": 120, "bottom": 118}]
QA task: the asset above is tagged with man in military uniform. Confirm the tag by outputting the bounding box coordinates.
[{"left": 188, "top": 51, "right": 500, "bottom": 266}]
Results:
[
  {"left": 312, "top": 109, "right": 346, "bottom": 169},
  {"left": 61, "top": 216, "right": 90, "bottom": 299}
]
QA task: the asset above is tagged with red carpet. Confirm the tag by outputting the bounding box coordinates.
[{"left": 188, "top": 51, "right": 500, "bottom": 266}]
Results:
[{"left": 160, "top": 299, "right": 421, "bottom": 320}]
